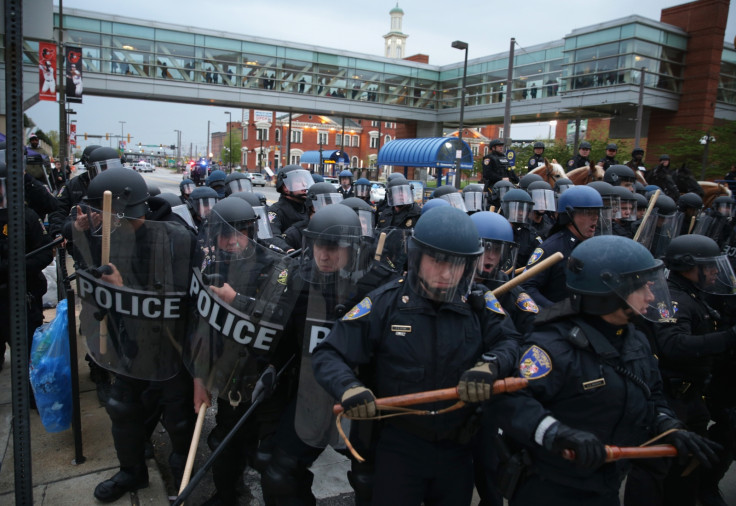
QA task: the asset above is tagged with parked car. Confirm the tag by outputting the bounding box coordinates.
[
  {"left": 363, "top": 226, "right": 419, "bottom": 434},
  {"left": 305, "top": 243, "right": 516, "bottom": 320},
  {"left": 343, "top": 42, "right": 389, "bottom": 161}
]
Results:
[
  {"left": 132, "top": 162, "right": 154, "bottom": 173},
  {"left": 370, "top": 181, "right": 386, "bottom": 204},
  {"left": 324, "top": 177, "right": 340, "bottom": 190},
  {"left": 245, "top": 172, "right": 267, "bottom": 187}
]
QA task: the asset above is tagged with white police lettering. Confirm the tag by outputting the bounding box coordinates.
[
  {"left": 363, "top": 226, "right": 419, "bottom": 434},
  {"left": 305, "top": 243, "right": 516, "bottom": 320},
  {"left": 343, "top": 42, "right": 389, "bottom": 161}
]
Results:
[
  {"left": 307, "top": 321, "right": 332, "bottom": 353},
  {"left": 77, "top": 270, "right": 182, "bottom": 319},
  {"left": 189, "top": 268, "right": 282, "bottom": 352}
]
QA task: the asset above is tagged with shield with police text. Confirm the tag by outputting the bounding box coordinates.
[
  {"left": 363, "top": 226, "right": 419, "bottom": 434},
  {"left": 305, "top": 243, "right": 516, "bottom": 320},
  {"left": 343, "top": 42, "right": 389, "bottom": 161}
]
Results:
[
  {"left": 183, "top": 218, "right": 295, "bottom": 406},
  {"left": 73, "top": 209, "right": 194, "bottom": 380},
  {"left": 295, "top": 222, "right": 375, "bottom": 448}
]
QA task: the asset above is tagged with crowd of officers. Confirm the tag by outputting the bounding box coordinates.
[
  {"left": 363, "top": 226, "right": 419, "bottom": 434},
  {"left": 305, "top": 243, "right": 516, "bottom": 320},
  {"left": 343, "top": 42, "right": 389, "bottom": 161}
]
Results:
[{"left": 5, "top": 139, "right": 736, "bottom": 506}]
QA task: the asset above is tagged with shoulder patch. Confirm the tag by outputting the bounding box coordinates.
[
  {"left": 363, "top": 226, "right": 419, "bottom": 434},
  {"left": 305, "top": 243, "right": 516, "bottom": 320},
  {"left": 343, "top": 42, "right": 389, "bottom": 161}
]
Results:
[
  {"left": 672, "top": 301, "right": 678, "bottom": 314},
  {"left": 527, "top": 247, "right": 544, "bottom": 266},
  {"left": 516, "top": 292, "right": 539, "bottom": 313},
  {"left": 519, "top": 345, "right": 552, "bottom": 379},
  {"left": 343, "top": 297, "right": 372, "bottom": 320},
  {"left": 484, "top": 291, "right": 505, "bottom": 315},
  {"left": 268, "top": 211, "right": 277, "bottom": 223},
  {"left": 277, "top": 268, "right": 288, "bottom": 285}
]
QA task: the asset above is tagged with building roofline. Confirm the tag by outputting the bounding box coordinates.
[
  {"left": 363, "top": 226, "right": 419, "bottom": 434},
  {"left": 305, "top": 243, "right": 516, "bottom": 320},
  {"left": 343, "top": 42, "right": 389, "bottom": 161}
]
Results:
[{"left": 565, "top": 14, "right": 689, "bottom": 38}]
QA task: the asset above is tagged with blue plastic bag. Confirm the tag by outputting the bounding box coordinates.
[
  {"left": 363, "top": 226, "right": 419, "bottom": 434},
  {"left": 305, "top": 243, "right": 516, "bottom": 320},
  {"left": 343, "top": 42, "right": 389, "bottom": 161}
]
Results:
[{"left": 29, "top": 299, "right": 72, "bottom": 433}]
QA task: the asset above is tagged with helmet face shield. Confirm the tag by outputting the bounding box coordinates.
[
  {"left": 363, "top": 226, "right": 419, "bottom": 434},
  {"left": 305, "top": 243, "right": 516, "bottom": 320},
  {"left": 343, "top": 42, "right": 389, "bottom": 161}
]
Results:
[
  {"left": 181, "top": 182, "right": 195, "bottom": 197},
  {"left": 311, "top": 193, "right": 343, "bottom": 213},
  {"left": 439, "top": 193, "right": 467, "bottom": 212},
  {"left": 602, "top": 264, "right": 675, "bottom": 322},
  {"left": 356, "top": 209, "right": 374, "bottom": 237},
  {"left": 556, "top": 182, "right": 574, "bottom": 194},
  {"left": 492, "top": 185, "right": 511, "bottom": 202},
  {"left": 637, "top": 213, "right": 682, "bottom": 257},
  {"left": 283, "top": 169, "right": 314, "bottom": 193},
  {"left": 693, "top": 255, "right": 736, "bottom": 295},
  {"left": 464, "top": 191, "right": 486, "bottom": 213},
  {"left": 387, "top": 185, "right": 414, "bottom": 207},
  {"left": 300, "top": 224, "right": 368, "bottom": 285},
  {"left": 502, "top": 201, "right": 534, "bottom": 225},
  {"left": 408, "top": 239, "right": 481, "bottom": 302},
  {"left": 530, "top": 189, "right": 556, "bottom": 212},
  {"left": 194, "top": 197, "right": 218, "bottom": 220},
  {"left": 619, "top": 199, "right": 637, "bottom": 221},
  {"left": 205, "top": 212, "right": 257, "bottom": 261},
  {"left": 476, "top": 238, "right": 518, "bottom": 282},
  {"left": 354, "top": 183, "right": 371, "bottom": 199},
  {"left": 93, "top": 158, "right": 124, "bottom": 176},
  {"left": 602, "top": 195, "right": 622, "bottom": 219},
  {"left": 715, "top": 202, "right": 734, "bottom": 217},
  {"left": 253, "top": 206, "right": 273, "bottom": 240},
  {"left": 227, "top": 178, "right": 252, "bottom": 194}
]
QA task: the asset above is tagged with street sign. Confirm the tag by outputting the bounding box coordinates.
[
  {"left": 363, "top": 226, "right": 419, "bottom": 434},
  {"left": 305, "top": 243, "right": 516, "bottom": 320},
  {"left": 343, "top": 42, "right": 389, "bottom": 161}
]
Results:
[{"left": 506, "top": 149, "right": 516, "bottom": 167}]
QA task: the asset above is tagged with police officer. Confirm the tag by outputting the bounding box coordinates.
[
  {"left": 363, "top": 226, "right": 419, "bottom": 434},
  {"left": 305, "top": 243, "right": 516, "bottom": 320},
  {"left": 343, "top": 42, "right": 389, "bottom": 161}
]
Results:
[
  {"left": 526, "top": 181, "right": 556, "bottom": 240},
  {"left": 375, "top": 172, "right": 406, "bottom": 215},
  {"left": 490, "top": 180, "right": 514, "bottom": 211},
  {"left": 519, "top": 173, "right": 543, "bottom": 192},
  {"left": 187, "top": 186, "right": 219, "bottom": 230},
  {"left": 207, "top": 169, "right": 228, "bottom": 198},
  {"left": 647, "top": 155, "right": 680, "bottom": 201},
  {"left": 353, "top": 177, "right": 373, "bottom": 205},
  {"left": 492, "top": 235, "right": 719, "bottom": 506},
  {"left": 433, "top": 184, "right": 467, "bottom": 212},
  {"left": 527, "top": 142, "right": 546, "bottom": 172},
  {"left": 463, "top": 183, "right": 486, "bottom": 214},
  {"left": 337, "top": 169, "right": 354, "bottom": 199},
  {"left": 223, "top": 171, "right": 252, "bottom": 196},
  {"left": 313, "top": 206, "right": 521, "bottom": 506},
  {"left": 554, "top": 177, "right": 574, "bottom": 194},
  {"left": 341, "top": 197, "right": 375, "bottom": 237},
  {"left": 268, "top": 165, "right": 315, "bottom": 241},
  {"left": 627, "top": 147, "right": 646, "bottom": 176},
  {"left": 588, "top": 181, "right": 619, "bottom": 236},
  {"left": 654, "top": 235, "right": 736, "bottom": 506},
  {"left": 610, "top": 186, "right": 637, "bottom": 238},
  {"left": 523, "top": 185, "right": 603, "bottom": 307},
  {"left": 598, "top": 143, "right": 620, "bottom": 170},
  {"left": 676, "top": 192, "right": 703, "bottom": 236},
  {"left": 501, "top": 189, "right": 542, "bottom": 269},
  {"left": 566, "top": 141, "right": 592, "bottom": 170},
  {"left": 483, "top": 139, "right": 519, "bottom": 193},
  {"left": 179, "top": 178, "right": 195, "bottom": 204},
  {"left": 79, "top": 167, "right": 196, "bottom": 503},
  {"left": 376, "top": 177, "right": 421, "bottom": 230},
  {"left": 282, "top": 181, "right": 343, "bottom": 250},
  {"left": 604, "top": 164, "right": 637, "bottom": 192},
  {"left": 0, "top": 162, "right": 53, "bottom": 373}
]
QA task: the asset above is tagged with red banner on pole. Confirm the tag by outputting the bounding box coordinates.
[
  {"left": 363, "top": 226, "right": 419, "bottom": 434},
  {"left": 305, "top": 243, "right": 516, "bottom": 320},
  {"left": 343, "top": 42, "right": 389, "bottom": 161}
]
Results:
[
  {"left": 65, "top": 46, "right": 84, "bottom": 103},
  {"left": 38, "top": 42, "right": 58, "bottom": 102},
  {"left": 69, "top": 123, "right": 77, "bottom": 147}
]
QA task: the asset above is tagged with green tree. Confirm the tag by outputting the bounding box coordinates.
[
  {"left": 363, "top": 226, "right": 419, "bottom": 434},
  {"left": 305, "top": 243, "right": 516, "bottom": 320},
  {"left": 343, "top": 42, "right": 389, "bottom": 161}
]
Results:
[
  {"left": 220, "top": 128, "right": 242, "bottom": 170},
  {"left": 46, "top": 130, "right": 60, "bottom": 157}
]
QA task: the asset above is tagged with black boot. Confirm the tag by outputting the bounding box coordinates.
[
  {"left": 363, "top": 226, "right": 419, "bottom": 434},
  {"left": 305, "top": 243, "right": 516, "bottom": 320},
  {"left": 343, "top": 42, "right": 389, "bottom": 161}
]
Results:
[
  {"left": 168, "top": 452, "right": 187, "bottom": 493},
  {"left": 93, "top": 467, "right": 149, "bottom": 503}
]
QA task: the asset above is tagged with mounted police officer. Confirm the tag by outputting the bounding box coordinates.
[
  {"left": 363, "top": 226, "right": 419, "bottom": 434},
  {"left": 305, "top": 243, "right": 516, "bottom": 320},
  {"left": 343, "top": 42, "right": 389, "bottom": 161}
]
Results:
[
  {"left": 313, "top": 206, "right": 521, "bottom": 506},
  {"left": 376, "top": 177, "right": 421, "bottom": 230},
  {"left": 598, "top": 143, "right": 620, "bottom": 170},
  {"left": 483, "top": 139, "right": 518, "bottom": 194},
  {"left": 524, "top": 185, "right": 603, "bottom": 307},
  {"left": 527, "top": 142, "right": 546, "bottom": 172},
  {"left": 566, "top": 141, "right": 592, "bottom": 170},
  {"left": 492, "top": 235, "right": 719, "bottom": 506},
  {"left": 647, "top": 155, "right": 680, "bottom": 201}
]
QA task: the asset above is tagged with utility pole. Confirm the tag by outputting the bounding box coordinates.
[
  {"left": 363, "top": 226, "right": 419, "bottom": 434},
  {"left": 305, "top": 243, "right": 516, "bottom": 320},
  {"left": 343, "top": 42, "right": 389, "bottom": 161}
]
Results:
[
  {"left": 634, "top": 68, "right": 646, "bottom": 149},
  {"left": 503, "top": 38, "right": 515, "bottom": 148},
  {"left": 58, "top": 0, "right": 68, "bottom": 172}
]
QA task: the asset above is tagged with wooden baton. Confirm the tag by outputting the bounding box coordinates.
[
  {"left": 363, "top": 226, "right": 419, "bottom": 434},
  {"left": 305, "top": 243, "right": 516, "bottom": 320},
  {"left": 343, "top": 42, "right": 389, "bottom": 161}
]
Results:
[
  {"left": 99, "top": 190, "right": 112, "bottom": 355},
  {"left": 562, "top": 444, "right": 677, "bottom": 463},
  {"left": 632, "top": 189, "right": 661, "bottom": 243},
  {"left": 492, "top": 251, "right": 564, "bottom": 297}
]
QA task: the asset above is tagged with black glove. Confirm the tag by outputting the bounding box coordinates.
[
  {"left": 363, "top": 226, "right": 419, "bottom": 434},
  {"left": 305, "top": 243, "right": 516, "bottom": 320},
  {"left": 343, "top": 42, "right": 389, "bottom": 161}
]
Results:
[
  {"left": 664, "top": 430, "right": 722, "bottom": 468},
  {"left": 457, "top": 360, "right": 498, "bottom": 403},
  {"left": 340, "top": 385, "right": 376, "bottom": 419},
  {"left": 251, "top": 365, "right": 277, "bottom": 403},
  {"left": 544, "top": 422, "right": 606, "bottom": 469}
]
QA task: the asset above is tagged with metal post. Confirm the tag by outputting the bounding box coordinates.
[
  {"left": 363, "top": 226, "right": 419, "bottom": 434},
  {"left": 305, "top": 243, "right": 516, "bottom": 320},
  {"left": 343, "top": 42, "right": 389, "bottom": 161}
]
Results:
[
  {"left": 573, "top": 117, "right": 581, "bottom": 151},
  {"left": 5, "top": 0, "right": 34, "bottom": 501},
  {"left": 287, "top": 108, "right": 293, "bottom": 168},
  {"left": 206, "top": 121, "right": 210, "bottom": 163},
  {"left": 224, "top": 111, "right": 232, "bottom": 171},
  {"left": 58, "top": 0, "right": 67, "bottom": 180},
  {"left": 503, "top": 38, "right": 515, "bottom": 148},
  {"left": 451, "top": 40, "right": 469, "bottom": 189},
  {"left": 701, "top": 133, "right": 711, "bottom": 180},
  {"left": 634, "top": 68, "right": 646, "bottom": 149},
  {"left": 119, "top": 121, "right": 125, "bottom": 152}
]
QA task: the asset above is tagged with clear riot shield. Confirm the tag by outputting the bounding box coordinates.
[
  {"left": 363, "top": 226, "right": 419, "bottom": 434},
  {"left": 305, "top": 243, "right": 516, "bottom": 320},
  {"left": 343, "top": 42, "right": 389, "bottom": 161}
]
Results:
[
  {"left": 73, "top": 209, "right": 193, "bottom": 381},
  {"left": 692, "top": 213, "right": 729, "bottom": 243},
  {"left": 636, "top": 212, "right": 683, "bottom": 258},
  {"left": 295, "top": 222, "right": 374, "bottom": 448},
  {"left": 183, "top": 219, "right": 295, "bottom": 406}
]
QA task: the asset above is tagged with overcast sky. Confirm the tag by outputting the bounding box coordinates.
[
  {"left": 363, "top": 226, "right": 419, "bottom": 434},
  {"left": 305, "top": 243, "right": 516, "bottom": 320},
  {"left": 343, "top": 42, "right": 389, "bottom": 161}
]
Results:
[{"left": 28, "top": 0, "right": 736, "bottom": 157}]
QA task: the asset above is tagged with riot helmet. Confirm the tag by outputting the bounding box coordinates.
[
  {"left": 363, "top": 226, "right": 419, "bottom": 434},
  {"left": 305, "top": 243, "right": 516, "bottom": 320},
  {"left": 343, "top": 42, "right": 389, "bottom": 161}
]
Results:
[
  {"left": 339, "top": 169, "right": 353, "bottom": 188},
  {"left": 634, "top": 181, "right": 647, "bottom": 195},
  {"left": 633, "top": 192, "right": 648, "bottom": 219},
  {"left": 354, "top": 178, "right": 372, "bottom": 200},
  {"left": 180, "top": 178, "right": 195, "bottom": 199},
  {"left": 408, "top": 206, "right": 483, "bottom": 302},
  {"left": 566, "top": 235, "right": 673, "bottom": 321},
  {"left": 276, "top": 165, "right": 314, "bottom": 198},
  {"left": 659, "top": 154, "right": 670, "bottom": 162},
  {"left": 664, "top": 235, "right": 736, "bottom": 295},
  {"left": 208, "top": 198, "right": 259, "bottom": 260},
  {"left": 636, "top": 194, "right": 681, "bottom": 257},
  {"left": 463, "top": 184, "right": 486, "bottom": 213},
  {"left": 189, "top": 186, "right": 219, "bottom": 221},
  {"left": 501, "top": 189, "right": 534, "bottom": 225},
  {"left": 307, "top": 182, "right": 343, "bottom": 212},
  {"left": 340, "top": 197, "right": 375, "bottom": 237},
  {"left": 588, "top": 181, "right": 620, "bottom": 231},
  {"left": 557, "top": 185, "right": 604, "bottom": 240},
  {"left": 420, "top": 198, "right": 451, "bottom": 215},
  {"left": 387, "top": 172, "right": 406, "bottom": 182},
  {"left": 527, "top": 181, "right": 556, "bottom": 213},
  {"left": 147, "top": 182, "right": 161, "bottom": 197},
  {"left": 206, "top": 169, "right": 227, "bottom": 197},
  {"left": 631, "top": 147, "right": 645, "bottom": 160},
  {"left": 230, "top": 191, "right": 272, "bottom": 240},
  {"left": 311, "top": 174, "right": 324, "bottom": 183},
  {"left": 470, "top": 211, "right": 519, "bottom": 281},
  {"left": 158, "top": 192, "right": 183, "bottom": 208},
  {"left": 610, "top": 185, "right": 637, "bottom": 221},
  {"left": 491, "top": 180, "right": 514, "bottom": 204},
  {"left": 386, "top": 178, "right": 414, "bottom": 207},
  {"left": 76, "top": 144, "right": 102, "bottom": 167},
  {"left": 554, "top": 177, "right": 574, "bottom": 194},
  {"left": 519, "top": 173, "right": 543, "bottom": 191},
  {"left": 86, "top": 166, "right": 150, "bottom": 219},
  {"left": 678, "top": 192, "right": 703, "bottom": 213},
  {"left": 224, "top": 172, "right": 253, "bottom": 196},
  {"left": 301, "top": 204, "right": 368, "bottom": 284},
  {"left": 87, "top": 147, "right": 124, "bottom": 180},
  {"left": 433, "top": 185, "right": 467, "bottom": 212},
  {"left": 712, "top": 196, "right": 735, "bottom": 217},
  {"left": 604, "top": 165, "right": 637, "bottom": 190}
]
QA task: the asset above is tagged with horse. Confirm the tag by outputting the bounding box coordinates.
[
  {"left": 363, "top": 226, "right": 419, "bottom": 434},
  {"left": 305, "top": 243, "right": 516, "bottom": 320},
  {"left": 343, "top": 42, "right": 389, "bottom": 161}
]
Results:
[
  {"left": 566, "top": 163, "right": 605, "bottom": 185},
  {"left": 528, "top": 159, "right": 567, "bottom": 186},
  {"left": 700, "top": 181, "right": 732, "bottom": 208}
]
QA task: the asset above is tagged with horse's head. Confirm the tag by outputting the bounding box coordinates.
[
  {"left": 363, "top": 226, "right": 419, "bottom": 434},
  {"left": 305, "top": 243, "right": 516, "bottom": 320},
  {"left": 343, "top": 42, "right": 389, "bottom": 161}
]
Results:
[{"left": 591, "top": 163, "right": 605, "bottom": 181}]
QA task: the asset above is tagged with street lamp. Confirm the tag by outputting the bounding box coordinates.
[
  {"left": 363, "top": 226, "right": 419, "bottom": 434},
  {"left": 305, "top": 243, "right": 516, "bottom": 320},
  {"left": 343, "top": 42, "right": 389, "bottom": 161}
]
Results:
[
  {"left": 451, "top": 40, "right": 468, "bottom": 189},
  {"left": 700, "top": 133, "right": 716, "bottom": 180},
  {"left": 224, "top": 111, "right": 233, "bottom": 172}
]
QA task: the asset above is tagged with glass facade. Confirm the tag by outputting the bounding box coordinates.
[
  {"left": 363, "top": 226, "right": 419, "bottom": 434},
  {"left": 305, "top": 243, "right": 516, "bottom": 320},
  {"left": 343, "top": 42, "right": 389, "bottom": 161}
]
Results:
[{"left": 2, "top": 11, "right": 733, "bottom": 111}]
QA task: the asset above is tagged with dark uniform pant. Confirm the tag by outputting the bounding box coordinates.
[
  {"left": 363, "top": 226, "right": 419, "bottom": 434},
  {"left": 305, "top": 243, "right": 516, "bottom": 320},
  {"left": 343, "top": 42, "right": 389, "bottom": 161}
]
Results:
[
  {"left": 371, "top": 425, "right": 474, "bottom": 506},
  {"left": 511, "top": 474, "right": 619, "bottom": 506}
]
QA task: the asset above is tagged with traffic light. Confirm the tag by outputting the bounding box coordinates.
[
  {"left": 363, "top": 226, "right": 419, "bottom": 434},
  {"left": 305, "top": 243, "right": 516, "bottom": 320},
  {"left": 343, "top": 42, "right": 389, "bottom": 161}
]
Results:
[
  {"left": 84, "top": 133, "right": 88, "bottom": 140},
  {"left": 106, "top": 133, "right": 109, "bottom": 140},
  {"left": 170, "top": 145, "right": 176, "bottom": 150}
]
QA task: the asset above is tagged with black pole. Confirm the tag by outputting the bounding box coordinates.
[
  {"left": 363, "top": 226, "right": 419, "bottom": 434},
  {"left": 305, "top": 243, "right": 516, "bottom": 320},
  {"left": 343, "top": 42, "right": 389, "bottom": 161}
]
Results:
[{"left": 5, "top": 0, "right": 34, "bottom": 502}]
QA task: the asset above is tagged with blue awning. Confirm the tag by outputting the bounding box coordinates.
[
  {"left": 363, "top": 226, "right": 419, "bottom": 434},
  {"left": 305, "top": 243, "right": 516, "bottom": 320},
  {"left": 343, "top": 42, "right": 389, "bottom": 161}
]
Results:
[
  {"left": 377, "top": 137, "right": 474, "bottom": 170},
  {"left": 300, "top": 149, "right": 350, "bottom": 165}
]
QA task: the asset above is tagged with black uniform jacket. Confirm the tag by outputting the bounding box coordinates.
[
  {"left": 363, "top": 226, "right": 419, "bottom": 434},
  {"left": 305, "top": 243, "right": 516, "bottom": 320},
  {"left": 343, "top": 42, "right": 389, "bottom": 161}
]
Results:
[
  {"left": 492, "top": 305, "right": 675, "bottom": 494},
  {"left": 312, "top": 277, "right": 521, "bottom": 441},
  {"left": 523, "top": 227, "right": 578, "bottom": 308}
]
